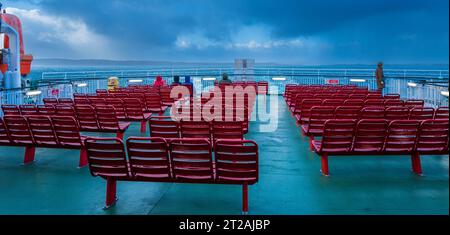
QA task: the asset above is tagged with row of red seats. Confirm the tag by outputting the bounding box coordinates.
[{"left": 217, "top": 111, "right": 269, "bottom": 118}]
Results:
[
  {"left": 45, "top": 96, "right": 169, "bottom": 114},
  {"left": 85, "top": 137, "right": 258, "bottom": 213},
  {"left": 312, "top": 119, "right": 449, "bottom": 176},
  {"left": 0, "top": 116, "right": 89, "bottom": 167},
  {"left": 287, "top": 93, "right": 401, "bottom": 108},
  {"left": 301, "top": 106, "right": 449, "bottom": 138},
  {"left": 149, "top": 116, "right": 246, "bottom": 141},
  {"left": 295, "top": 104, "right": 445, "bottom": 125},
  {"left": 290, "top": 98, "right": 423, "bottom": 116}
]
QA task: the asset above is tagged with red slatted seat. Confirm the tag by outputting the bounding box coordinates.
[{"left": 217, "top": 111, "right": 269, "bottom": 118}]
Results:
[
  {"left": 385, "top": 106, "right": 410, "bottom": 121},
  {"left": 212, "top": 121, "right": 244, "bottom": 141},
  {"left": 27, "top": 116, "right": 58, "bottom": 147},
  {"left": 384, "top": 94, "right": 401, "bottom": 99},
  {"left": 122, "top": 98, "right": 152, "bottom": 133},
  {"left": 37, "top": 105, "right": 56, "bottom": 115},
  {"left": 95, "top": 106, "right": 130, "bottom": 138},
  {"left": 435, "top": 107, "right": 449, "bottom": 119},
  {"left": 334, "top": 106, "right": 361, "bottom": 119},
  {"left": 360, "top": 107, "right": 385, "bottom": 119},
  {"left": 322, "top": 99, "right": 345, "bottom": 107},
  {"left": 180, "top": 121, "right": 212, "bottom": 141},
  {"left": 43, "top": 98, "right": 59, "bottom": 105},
  {"left": 364, "top": 99, "right": 385, "bottom": 107},
  {"left": 105, "top": 98, "right": 126, "bottom": 119},
  {"left": 384, "top": 99, "right": 404, "bottom": 107},
  {"left": 302, "top": 106, "right": 335, "bottom": 136},
  {"left": 127, "top": 137, "right": 171, "bottom": 180},
  {"left": 144, "top": 94, "right": 167, "bottom": 114},
  {"left": 58, "top": 98, "right": 74, "bottom": 106},
  {"left": 19, "top": 105, "right": 39, "bottom": 116},
  {"left": 160, "top": 87, "right": 174, "bottom": 106},
  {"left": 170, "top": 138, "right": 213, "bottom": 181},
  {"left": 332, "top": 94, "right": 349, "bottom": 99},
  {"left": 85, "top": 138, "right": 131, "bottom": 181},
  {"left": 409, "top": 107, "right": 435, "bottom": 121},
  {"left": 349, "top": 94, "right": 367, "bottom": 99},
  {"left": 74, "top": 105, "right": 99, "bottom": 131},
  {"left": 415, "top": 119, "right": 449, "bottom": 155},
  {"left": 149, "top": 116, "right": 180, "bottom": 139},
  {"left": 2, "top": 105, "right": 20, "bottom": 116},
  {"left": 214, "top": 139, "right": 258, "bottom": 184},
  {"left": 51, "top": 116, "right": 86, "bottom": 149},
  {"left": 3, "top": 116, "right": 34, "bottom": 146},
  {"left": 404, "top": 99, "right": 424, "bottom": 108},
  {"left": 352, "top": 119, "right": 389, "bottom": 153},
  {"left": 55, "top": 105, "right": 76, "bottom": 117},
  {"left": 89, "top": 98, "right": 107, "bottom": 106},
  {"left": 0, "top": 118, "right": 10, "bottom": 145},
  {"left": 313, "top": 119, "right": 356, "bottom": 154},
  {"left": 73, "top": 93, "right": 86, "bottom": 98},
  {"left": 384, "top": 120, "right": 421, "bottom": 154},
  {"left": 366, "top": 94, "right": 383, "bottom": 99},
  {"left": 343, "top": 99, "right": 364, "bottom": 107},
  {"left": 74, "top": 97, "right": 90, "bottom": 105},
  {"left": 296, "top": 99, "right": 323, "bottom": 124}
]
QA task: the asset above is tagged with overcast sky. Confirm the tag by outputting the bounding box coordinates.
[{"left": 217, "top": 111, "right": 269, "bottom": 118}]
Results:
[{"left": 4, "top": 0, "right": 449, "bottom": 65}]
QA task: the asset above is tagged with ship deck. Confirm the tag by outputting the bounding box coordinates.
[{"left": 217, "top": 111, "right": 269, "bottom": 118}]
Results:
[{"left": 0, "top": 96, "right": 448, "bottom": 215}]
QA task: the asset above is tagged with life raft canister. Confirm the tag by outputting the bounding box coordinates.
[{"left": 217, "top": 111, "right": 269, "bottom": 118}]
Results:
[{"left": 108, "top": 77, "right": 119, "bottom": 91}]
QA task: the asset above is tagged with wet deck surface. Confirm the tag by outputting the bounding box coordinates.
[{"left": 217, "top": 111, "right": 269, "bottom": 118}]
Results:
[{"left": 0, "top": 96, "right": 448, "bottom": 215}]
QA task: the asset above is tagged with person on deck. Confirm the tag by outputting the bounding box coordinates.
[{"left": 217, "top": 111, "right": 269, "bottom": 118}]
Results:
[
  {"left": 172, "top": 75, "right": 181, "bottom": 86},
  {"left": 154, "top": 75, "right": 165, "bottom": 88},
  {"left": 376, "top": 62, "right": 385, "bottom": 92},
  {"left": 219, "top": 73, "right": 232, "bottom": 84}
]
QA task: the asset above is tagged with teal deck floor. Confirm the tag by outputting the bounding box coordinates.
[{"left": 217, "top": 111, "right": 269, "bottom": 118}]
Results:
[{"left": 0, "top": 96, "right": 448, "bottom": 215}]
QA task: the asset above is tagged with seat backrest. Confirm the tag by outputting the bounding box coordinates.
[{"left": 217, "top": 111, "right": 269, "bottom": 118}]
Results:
[
  {"left": 360, "top": 107, "right": 385, "bottom": 119},
  {"left": 322, "top": 99, "right": 345, "bottom": 107},
  {"left": 74, "top": 105, "right": 99, "bottom": 130},
  {"left": 145, "top": 94, "right": 163, "bottom": 110},
  {"left": 214, "top": 140, "right": 259, "bottom": 184},
  {"left": 0, "top": 118, "right": 11, "bottom": 144},
  {"left": 95, "top": 106, "right": 120, "bottom": 131},
  {"left": 409, "top": 107, "right": 435, "bottom": 121},
  {"left": 2, "top": 105, "right": 20, "bottom": 116},
  {"left": 27, "top": 116, "right": 58, "bottom": 146},
  {"left": 385, "top": 120, "right": 421, "bottom": 152},
  {"left": 343, "top": 99, "right": 364, "bottom": 107},
  {"left": 74, "top": 97, "right": 91, "bottom": 105},
  {"left": 307, "top": 106, "right": 336, "bottom": 127},
  {"left": 43, "top": 98, "right": 59, "bottom": 105},
  {"left": 300, "top": 99, "right": 323, "bottom": 119},
  {"left": 51, "top": 116, "right": 83, "bottom": 147},
  {"left": 126, "top": 137, "right": 171, "bottom": 180},
  {"left": 332, "top": 94, "right": 349, "bottom": 100},
  {"left": 384, "top": 94, "right": 401, "bottom": 99},
  {"left": 385, "top": 106, "right": 410, "bottom": 121},
  {"left": 180, "top": 121, "right": 211, "bottom": 141},
  {"left": 85, "top": 138, "right": 130, "bottom": 179},
  {"left": 349, "top": 94, "right": 367, "bottom": 99},
  {"left": 19, "top": 105, "right": 38, "bottom": 116},
  {"left": 353, "top": 119, "right": 389, "bottom": 152},
  {"left": 212, "top": 121, "right": 244, "bottom": 141},
  {"left": 416, "top": 119, "right": 449, "bottom": 153},
  {"left": 58, "top": 98, "right": 74, "bottom": 105},
  {"left": 37, "top": 105, "right": 56, "bottom": 116},
  {"left": 123, "top": 98, "right": 145, "bottom": 118},
  {"left": 366, "top": 94, "right": 383, "bottom": 99},
  {"left": 404, "top": 99, "right": 424, "bottom": 108},
  {"left": 89, "top": 98, "right": 107, "bottom": 106},
  {"left": 384, "top": 99, "right": 404, "bottom": 107},
  {"left": 334, "top": 106, "right": 361, "bottom": 119},
  {"left": 149, "top": 116, "right": 180, "bottom": 138},
  {"left": 435, "top": 107, "right": 449, "bottom": 120},
  {"left": 55, "top": 105, "right": 76, "bottom": 117},
  {"left": 364, "top": 99, "right": 385, "bottom": 107},
  {"left": 3, "top": 116, "right": 34, "bottom": 145},
  {"left": 319, "top": 120, "right": 356, "bottom": 152},
  {"left": 169, "top": 138, "right": 214, "bottom": 181}
]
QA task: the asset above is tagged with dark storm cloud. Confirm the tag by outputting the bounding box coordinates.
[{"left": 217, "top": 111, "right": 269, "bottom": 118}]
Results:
[{"left": 6, "top": 0, "right": 449, "bottom": 64}]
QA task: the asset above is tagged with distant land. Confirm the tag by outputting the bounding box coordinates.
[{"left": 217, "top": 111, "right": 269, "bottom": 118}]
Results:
[{"left": 33, "top": 58, "right": 449, "bottom": 70}]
